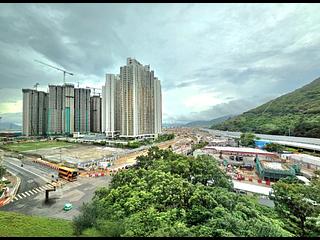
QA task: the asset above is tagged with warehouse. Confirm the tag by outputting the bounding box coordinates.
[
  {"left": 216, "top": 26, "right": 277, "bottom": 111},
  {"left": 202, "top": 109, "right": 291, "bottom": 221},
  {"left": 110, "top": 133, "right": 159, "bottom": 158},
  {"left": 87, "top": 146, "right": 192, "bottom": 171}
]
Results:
[{"left": 203, "top": 146, "right": 277, "bottom": 158}]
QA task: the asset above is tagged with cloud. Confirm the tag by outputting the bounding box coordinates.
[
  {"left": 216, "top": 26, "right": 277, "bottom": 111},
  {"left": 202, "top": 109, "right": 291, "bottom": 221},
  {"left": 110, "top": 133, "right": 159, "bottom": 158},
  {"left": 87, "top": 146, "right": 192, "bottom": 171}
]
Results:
[
  {"left": 1, "top": 3, "right": 320, "bottom": 124},
  {"left": 165, "top": 95, "right": 276, "bottom": 124}
]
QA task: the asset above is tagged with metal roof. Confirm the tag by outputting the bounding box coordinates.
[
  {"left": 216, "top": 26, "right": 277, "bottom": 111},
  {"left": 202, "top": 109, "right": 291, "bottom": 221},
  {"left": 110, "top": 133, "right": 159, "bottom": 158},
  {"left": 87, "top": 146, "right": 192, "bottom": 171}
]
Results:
[
  {"left": 232, "top": 180, "right": 272, "bottom": 196},
  {"left": 204, "top": 146, "right": 276, "bottom": 155}
]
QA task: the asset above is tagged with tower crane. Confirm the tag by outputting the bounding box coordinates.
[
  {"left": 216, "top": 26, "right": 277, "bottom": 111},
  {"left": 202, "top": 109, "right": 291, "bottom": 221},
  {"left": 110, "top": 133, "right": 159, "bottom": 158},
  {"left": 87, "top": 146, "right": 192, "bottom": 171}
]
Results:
[
  {"left": 34, "top": 59, "right": 74, "bottom": 84},
  {"left": 33, "top": 83, "right": 40, "bottom": 91}
]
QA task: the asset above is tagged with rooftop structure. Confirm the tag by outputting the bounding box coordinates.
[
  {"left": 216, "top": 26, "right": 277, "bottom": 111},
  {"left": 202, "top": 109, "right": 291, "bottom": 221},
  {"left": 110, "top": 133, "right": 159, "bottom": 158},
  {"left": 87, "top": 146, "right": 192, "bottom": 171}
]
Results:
[
  {"left": 296, "top": 175, "right": 311, "bottom": 185},
  {"left": 256, "top": 157, "right": 300, "bottom": 181},
  {"left": 203, "top": 146, "right": 277, "bottom": 157},
  {"left": 232, "top": 180, "right": 272, "bottom": 196}
]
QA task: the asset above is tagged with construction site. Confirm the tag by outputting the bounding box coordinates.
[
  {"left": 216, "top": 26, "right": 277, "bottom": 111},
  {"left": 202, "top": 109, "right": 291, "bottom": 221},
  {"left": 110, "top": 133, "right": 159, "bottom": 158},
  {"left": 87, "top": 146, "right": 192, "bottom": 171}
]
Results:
[{"left": 255, "top": 157, "right": 300, "bottom": 181}]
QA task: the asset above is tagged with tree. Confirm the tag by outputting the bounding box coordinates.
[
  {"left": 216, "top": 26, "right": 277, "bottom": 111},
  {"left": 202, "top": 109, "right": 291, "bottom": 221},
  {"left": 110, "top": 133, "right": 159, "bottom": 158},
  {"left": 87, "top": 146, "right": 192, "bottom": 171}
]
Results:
[
  {"left": 239, "top": 132, "right": 257, "bottom": 147},
  {"left": 265, "top": 143, "right": 285, "bottom": 153},
  {"left": 191, "top": 141, "right": 208, "bottom": 151},
  {"left": 0, "top": 165, "right": 6, "bottom": 180},
  {"left": 272, "top": 178, "right": 320, "bottom": 236},
  {"left": 74, "top": 147, "right": 293, "bottom": 237}
]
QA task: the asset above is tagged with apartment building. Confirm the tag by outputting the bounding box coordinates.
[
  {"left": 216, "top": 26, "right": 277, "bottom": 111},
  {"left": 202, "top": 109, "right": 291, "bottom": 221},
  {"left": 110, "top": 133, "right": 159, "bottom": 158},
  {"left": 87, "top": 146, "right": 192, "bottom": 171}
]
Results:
[
  {"left": 90, "top": 95, "right": 102, "bottom": 133},
  {"left": 74, "top": 88, "right": 91, "bottom": 133},
  {"left": 22, "top": 89, "right": 48, "bottom": 136},
  {"left": 102, "top": 58, "right": 162, "bottom": 139},
  {"left": 102, "top": 74, "right": 121, "bottom": 138},
  {"left": 47, "top": 84, "right": 75, "bottom": 135}
]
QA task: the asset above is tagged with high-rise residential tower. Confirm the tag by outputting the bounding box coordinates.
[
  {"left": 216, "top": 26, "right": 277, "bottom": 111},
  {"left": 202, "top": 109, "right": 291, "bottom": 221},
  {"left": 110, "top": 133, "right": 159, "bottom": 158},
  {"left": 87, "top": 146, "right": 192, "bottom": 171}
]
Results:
[
  {"left": 47, "top": 84, "right": 75, "bottom": 135},
  {"left": 22, "top": 89, "right": 48, "bottom": 136},
  {"left": 102, "top": 74, "right": 121, "bottom": 138},
  {"left": 154, "top": 77, "right": 162, "bottom": 134},
  {"left": 90, "top": 95, "right": 102, "bottom": 133},
  {"left": 47, "top": 85, "right": 62, "bottom": 135},
  {"left": 74, "top": 88, "right": 91, "bottom": 133},
  {"left": 117, "top": 58, "right": 162, "bottom": 138}
]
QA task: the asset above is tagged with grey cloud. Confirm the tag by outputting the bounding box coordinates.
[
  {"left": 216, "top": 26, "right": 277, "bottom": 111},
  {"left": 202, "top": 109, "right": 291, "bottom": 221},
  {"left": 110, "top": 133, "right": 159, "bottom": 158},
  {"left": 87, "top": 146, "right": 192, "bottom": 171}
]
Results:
[
  {"left": 1, "top": 3, "right": 320, "bottom": 123},
  {"left": 167, "top": 95, "right": 275, "bottom": 123}
]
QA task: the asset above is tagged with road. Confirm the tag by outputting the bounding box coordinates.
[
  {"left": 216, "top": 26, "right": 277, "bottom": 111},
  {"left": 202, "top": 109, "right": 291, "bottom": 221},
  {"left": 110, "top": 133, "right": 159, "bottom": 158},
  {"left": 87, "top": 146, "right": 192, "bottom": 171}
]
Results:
[
  {"left": 1, "top": 176, "right": 111, "bottom": 220},
  {"left": 110, "top": 138, "right": 180, "bottom": 169},
  {"left": 203, "top": 128, "right": 320, "bottom": 146},
  {"left": 3, "top": 157, "right": 56, "bottom": 194}
]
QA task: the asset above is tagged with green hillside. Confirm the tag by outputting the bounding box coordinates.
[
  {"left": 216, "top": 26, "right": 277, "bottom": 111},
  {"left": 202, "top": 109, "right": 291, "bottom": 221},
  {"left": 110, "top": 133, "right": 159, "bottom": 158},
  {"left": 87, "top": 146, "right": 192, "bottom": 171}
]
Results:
[{"left": 211, "top": 77, "right": 320, "bottom": 138}]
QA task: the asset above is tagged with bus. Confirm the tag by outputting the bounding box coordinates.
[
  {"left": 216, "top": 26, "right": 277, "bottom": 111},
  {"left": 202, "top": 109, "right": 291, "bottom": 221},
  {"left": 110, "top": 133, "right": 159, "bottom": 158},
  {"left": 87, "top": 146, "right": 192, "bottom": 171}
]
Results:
[{"left": 58, "top": 166, "right": 78, "bottom": 181}]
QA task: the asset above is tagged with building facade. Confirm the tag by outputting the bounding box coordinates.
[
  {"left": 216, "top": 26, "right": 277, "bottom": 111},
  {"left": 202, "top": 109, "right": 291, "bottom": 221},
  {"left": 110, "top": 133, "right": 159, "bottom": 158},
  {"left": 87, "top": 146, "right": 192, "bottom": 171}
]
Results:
[
  {"left": 47, "top": 84, "right": 75, "bottom": 135},
  {"left": 102, "top": 74, "right": 121, "bottom": 138},
  {"left": 22, "top": 58, "right": 161, "bottom": 138},
  {"left": 47, "top": 85, "right": 63, "bottom": 135},
  {"left": 74, "top": 88, "right": 91, "bottom": 133},
  {"left": 102, "top": 58, "right": 163, "bottom": 139},
  {"left": 22, "top": 89, "right": 48, "bottom": 136},
  {"left": 90, "top": 95, "right": 102, "bottom": 133}
]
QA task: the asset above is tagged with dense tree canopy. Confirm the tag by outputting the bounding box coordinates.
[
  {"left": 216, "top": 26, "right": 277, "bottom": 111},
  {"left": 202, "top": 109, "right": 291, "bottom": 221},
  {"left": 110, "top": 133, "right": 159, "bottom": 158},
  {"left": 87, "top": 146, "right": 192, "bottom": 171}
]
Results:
[
  {"left": 272, "top": 177, "right": 320, "bottom": 236},
  {"left": 74, "top": 147, "right": 297, "bottom": 237},
  {"left": 265, "top": 143, "right": 285, "bottom": 153},
  {"left": 239, "top": 132, "right": 257, "bottom": 147}
]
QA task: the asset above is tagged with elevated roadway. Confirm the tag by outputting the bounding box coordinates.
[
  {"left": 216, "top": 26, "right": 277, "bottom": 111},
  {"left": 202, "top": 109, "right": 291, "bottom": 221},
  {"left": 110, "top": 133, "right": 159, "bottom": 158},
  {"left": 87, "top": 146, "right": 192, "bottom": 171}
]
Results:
[{"left": 204, "top": 129, "right": 320, "bottom": 151}]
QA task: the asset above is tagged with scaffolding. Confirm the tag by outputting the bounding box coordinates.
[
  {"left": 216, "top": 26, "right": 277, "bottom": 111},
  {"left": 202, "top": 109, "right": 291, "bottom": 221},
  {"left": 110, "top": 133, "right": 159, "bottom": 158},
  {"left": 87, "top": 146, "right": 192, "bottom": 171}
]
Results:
[{"left": 255, "top": 157, "right": 300, "bottom": 181}]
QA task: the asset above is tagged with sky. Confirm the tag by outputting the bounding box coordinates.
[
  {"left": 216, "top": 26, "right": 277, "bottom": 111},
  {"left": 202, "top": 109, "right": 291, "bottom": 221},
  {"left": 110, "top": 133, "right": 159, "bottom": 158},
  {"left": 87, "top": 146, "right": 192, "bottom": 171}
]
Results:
[{"left": 1, "top": 3, "right": 320, "bottom": 125}]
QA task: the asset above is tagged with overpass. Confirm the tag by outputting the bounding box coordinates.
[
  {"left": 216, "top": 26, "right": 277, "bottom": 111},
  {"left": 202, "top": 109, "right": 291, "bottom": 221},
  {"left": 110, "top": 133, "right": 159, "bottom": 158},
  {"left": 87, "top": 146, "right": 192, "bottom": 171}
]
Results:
[{"left": 204, "top": 129, "right": 320, "bottom": 152}]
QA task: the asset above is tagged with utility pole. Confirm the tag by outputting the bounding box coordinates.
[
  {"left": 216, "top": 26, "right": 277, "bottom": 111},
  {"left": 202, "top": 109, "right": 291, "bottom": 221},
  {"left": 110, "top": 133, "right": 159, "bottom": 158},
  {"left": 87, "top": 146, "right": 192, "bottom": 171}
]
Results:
[{"left": 34, "top": 59, "right": 74, "bottom": 84}]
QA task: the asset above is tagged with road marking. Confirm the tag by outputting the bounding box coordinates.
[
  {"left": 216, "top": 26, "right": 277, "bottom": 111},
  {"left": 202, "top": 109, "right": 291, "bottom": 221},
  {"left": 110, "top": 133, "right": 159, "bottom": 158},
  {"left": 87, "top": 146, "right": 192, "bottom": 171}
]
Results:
[
  {"left": 38, "top": 186, "right": 46, "bottom": 191},
  {"left": 27, "top": 190, "right": 34, "bottom": 195},
  {"left": 18, "top": 195, "right": 23, "bottom": 199},
  {"left": 32, "top": 190, "right": 38, "bottom": 194},
  {"left": 3, "top": 161, "right": 51, "bottom": 182},
  {"left": 25, "top": 192, "right": 30, "bottom": 196},
  {"left": 21, "top": 193, "right": 27, "bottom": 198},
  {"left": 14, "top": 197, "right": 18, "bottom": 200}
]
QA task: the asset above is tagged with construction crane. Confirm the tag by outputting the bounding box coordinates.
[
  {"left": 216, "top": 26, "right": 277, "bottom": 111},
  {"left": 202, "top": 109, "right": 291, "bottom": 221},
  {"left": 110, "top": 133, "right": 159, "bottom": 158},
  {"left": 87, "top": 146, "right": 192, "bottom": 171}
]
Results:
[
  {"left": 33, "top": 83, "right": 39, "bottom": 91},
  {"left": 34, "top": 59, "right": 74, "bottom": 84}
]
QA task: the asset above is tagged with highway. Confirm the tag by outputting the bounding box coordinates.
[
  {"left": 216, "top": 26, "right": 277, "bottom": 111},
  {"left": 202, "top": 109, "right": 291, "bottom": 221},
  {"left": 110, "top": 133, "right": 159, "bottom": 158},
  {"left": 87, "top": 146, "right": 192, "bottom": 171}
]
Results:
[
  {"left": 3, "top": 157, "right": 55, "bottom": 194},
  {"left": 204, "top": 129, "right": 320, "bottom": 147}
]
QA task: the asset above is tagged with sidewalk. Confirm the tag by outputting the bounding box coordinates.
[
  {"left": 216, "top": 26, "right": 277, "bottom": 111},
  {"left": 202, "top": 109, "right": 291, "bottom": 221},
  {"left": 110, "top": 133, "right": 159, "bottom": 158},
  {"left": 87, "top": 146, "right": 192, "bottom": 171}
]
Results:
[{"left": 0, "top": 170, "right": 21, "bottom": 207}]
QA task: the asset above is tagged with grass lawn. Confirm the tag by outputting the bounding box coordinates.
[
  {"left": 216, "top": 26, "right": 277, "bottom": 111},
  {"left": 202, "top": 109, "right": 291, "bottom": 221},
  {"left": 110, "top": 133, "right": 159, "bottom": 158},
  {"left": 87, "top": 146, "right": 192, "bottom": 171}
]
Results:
[
  {"left": 3, "top": 141, "right": 74, "bottom": 152},
  {"left": 0, "top": 211, "right": 74, "bottom": 237}
]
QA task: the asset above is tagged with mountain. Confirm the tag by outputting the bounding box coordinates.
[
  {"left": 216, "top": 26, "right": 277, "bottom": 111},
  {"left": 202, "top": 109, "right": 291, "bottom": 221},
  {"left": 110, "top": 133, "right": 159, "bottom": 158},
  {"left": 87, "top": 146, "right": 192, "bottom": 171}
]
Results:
[
  {"left": 0, "top": 122, "right": 21, "bottom": 131},
  {"left": 211, "top": 77, "right": 320, "bottom": 138},
  {"left": 162, "top": 122, "right": 184, "bottom": 128},
  {"left": 0, "top": 112, "right": 22, "bottom": 131},
  {"left": 184, "top": 115, "right": 233, "bottom": 128}
]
